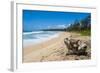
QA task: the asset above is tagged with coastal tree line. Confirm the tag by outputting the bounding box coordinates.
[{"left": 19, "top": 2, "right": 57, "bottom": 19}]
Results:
[
  {"left": 66, "top": 15, "right": 91, "bottom": 36},
  {"left": 67, "top": 15, "right": 91, "bottom": 31},
  {"left": 42, "top": 15, "right": 91, "bottom": 36}
]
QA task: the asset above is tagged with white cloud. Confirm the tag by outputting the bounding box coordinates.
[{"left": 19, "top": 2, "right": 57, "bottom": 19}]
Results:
[
  {"left": 56, "top": 25, "right": 66, "bottom": 28},
  {"left": 47, "top": 24, "right": 69, "bottom": 29}
]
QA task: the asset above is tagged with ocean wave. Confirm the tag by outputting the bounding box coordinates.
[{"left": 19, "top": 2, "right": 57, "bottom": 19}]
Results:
[
  {"left": 23, "top": 31, "right": 44, "bottom": 35},
  {"left": 23, "top": 31, "right": 59, "bottom": 47}
]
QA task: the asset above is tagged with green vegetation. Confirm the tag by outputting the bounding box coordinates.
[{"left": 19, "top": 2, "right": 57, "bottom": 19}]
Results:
[
  {"left": 79, "top": 29, "right": 91, "bottom": 36},
  {"left": 41, "top": 15, "right": 91, "bottom": 36},
  {"left": 42, "top": 28, "right": 66, "bottom": 31},
  {"left": 67, "top": 15, "right": 91, "bottom": 36},
  {"left": 75, "top": 29, "right": 91, "bottom": 36}
]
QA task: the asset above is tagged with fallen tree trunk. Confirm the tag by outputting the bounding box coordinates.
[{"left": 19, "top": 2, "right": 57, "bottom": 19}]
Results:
[{"left": 64, "top": 38, "right": 87, "bottom": 56}]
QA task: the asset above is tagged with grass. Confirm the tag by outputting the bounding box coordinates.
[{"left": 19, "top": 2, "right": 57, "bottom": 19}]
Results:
[
  {"left": 79, "top": 29, "right": 91, "bottom": 36},
  {"left": 68, "top": 29, "right": 91, "bottom": 36}
]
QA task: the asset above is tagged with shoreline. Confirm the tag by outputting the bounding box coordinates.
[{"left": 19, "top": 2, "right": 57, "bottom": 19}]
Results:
[
  {"left": 23, "top": 32, "right": 69, "bottom": 54},
  {"left": 23, "top": 32, "right": 90, "bottom": 63},
  {"left": 23, "top": 31, "right": 61, "bottom": 48}
]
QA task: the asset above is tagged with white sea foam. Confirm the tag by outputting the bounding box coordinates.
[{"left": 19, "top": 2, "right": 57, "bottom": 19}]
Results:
[
  {"left": 23, "top": 31, "right": 59, "bottom": 48},
  {"left": 23, "top": 31, "right": 44, "bottom": 35}
]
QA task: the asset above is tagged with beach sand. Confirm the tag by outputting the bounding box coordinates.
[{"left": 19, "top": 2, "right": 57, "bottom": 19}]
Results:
[{"left": 23, "top": 32, "right": 91, "bottom": 63}]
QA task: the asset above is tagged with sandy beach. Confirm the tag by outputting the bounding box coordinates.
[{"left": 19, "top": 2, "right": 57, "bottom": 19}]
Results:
[{"left": 23, "top": 32, "right": 90, "bottom": 63}]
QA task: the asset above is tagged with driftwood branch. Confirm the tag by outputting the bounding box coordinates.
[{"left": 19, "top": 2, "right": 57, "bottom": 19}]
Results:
[{"left": 64, "top": 38, "right": 87, "bottom": 56}]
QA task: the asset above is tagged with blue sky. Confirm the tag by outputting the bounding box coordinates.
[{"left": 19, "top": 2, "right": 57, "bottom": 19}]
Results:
[{"left": 23, "top": 10, "right": 90, "bottom": 32}]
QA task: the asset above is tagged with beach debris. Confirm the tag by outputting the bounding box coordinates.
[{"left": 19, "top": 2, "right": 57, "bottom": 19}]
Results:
[{"left": 64, "top": 38, "right": 88, "bottom": 56}]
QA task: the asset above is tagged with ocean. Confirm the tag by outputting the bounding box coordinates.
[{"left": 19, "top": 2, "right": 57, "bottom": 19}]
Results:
[{"left": 23, "top": 31, "right": 60, "bottom": 47}]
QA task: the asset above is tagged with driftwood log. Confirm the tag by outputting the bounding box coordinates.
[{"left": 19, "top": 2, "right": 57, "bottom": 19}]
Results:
[{"left": 64, "top": 38, "right": 87, "bottom": 56}]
